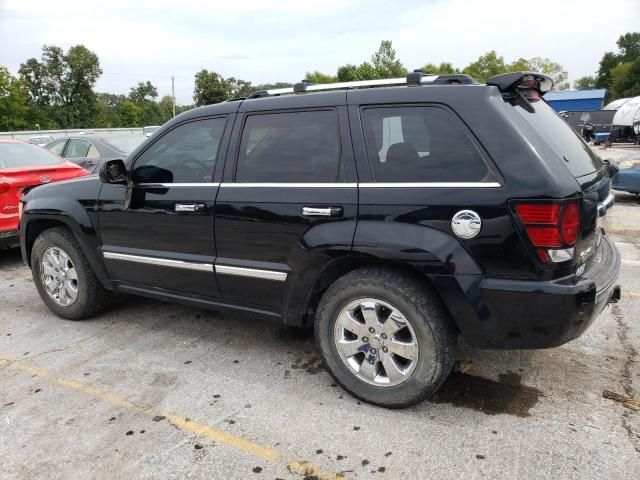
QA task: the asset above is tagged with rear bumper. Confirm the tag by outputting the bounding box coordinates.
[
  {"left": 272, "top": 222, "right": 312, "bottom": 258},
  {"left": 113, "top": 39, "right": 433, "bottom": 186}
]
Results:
[
  {"left": 0, "top": 230, "right": 20, "bottom": 249},
  {"left": 431, "top": 234, "right": 621, "bottom": 349}
]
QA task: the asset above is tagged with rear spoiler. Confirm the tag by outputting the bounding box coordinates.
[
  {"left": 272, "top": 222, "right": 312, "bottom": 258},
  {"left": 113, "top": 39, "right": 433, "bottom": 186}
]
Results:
[{"left": 486, "top": 72, "right": 554, "bottom": 96}]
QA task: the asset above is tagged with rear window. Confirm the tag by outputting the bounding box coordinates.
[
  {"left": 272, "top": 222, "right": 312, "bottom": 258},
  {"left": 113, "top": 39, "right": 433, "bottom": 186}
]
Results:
[
  {"left": 515, "top": 100, "right": 602, "bottom": 178},
  {"left": 103, "top": 136, "right": 145, "bottom": 154},
  {"left": 361, "top": 106, "right": 491, "bottom": 183},
  {"left": 0, "top": 142, "right": 64, "bottom": 169}
]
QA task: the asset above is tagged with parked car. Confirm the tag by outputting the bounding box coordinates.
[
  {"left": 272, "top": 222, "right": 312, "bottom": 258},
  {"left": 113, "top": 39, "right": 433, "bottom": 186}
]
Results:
[
  {"left": 28, "top": 135, "right": 55, "bottom": 147},
  {"left": 45, "top": 136, "right": 146, "bottom": 173},
  {"left": 20, "top": 72, "right": 621, "bottom": 407},
  {"left": 0, "top": 139, "right": 88, "bottom": 249},
  {"left": 143, "top": 126, "right": 161, "bottom": 137},
  {"left": 612, "top": 158, "right": 640, "bottom": 194}
]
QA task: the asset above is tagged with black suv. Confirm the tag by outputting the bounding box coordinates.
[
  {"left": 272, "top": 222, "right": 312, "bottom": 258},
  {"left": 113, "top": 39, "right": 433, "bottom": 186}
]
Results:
[{"left": 19, "top": 72, "right": 621, "bottom": 407}]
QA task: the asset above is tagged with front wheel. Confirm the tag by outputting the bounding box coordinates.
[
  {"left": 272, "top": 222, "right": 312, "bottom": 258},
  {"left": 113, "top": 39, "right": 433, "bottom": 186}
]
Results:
[
  {"left": 315, "top": 268, "right": 457, "bottom": 408},
  {"left": 31, "top": 227, "right": 111, "bottom": 320}
]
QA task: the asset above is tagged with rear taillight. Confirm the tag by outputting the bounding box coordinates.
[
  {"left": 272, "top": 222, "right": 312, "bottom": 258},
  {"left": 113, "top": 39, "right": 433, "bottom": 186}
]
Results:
[{"left": 514, "top": 200, "right": 581, "bottom": 263}]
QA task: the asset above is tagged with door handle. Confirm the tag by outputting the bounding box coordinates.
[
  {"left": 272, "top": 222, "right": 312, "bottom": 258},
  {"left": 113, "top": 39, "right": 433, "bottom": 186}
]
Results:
[
  {"left": 175, "top": 203, "right": 206, "bottom": 213},
  {"left": 302, "top": 206, "right": 343, "bottom": 218}
]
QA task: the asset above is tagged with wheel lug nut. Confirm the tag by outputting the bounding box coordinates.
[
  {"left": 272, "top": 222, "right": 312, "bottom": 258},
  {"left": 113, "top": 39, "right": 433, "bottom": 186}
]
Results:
[
  {"left": 381, "top": 333, "right": 387, "bottom": 339},
  {"left": 368, "top": 327, "right": 375, "bottom": 333},
  {"left": 382, "top": 346, "right": 388, "bottom": 353},
  {"left": 363, "top": 336, "right": 369, "bottom": 342},
  {"left": 370, "top": 348, "right": 377, "bottom": 354}
]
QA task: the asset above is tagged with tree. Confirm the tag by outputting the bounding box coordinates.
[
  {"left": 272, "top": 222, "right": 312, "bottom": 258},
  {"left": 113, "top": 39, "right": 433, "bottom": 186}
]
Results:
[
  {"left": 129, "top": 81, "right": 158, "bottom": 103},
  {"left": 574, "top": 76, "right": 597, "bottom": 90},
  {"left": 304, "top": 71, "right": 337, "bottom": 84},
  {"left": 506, "top": 57, "right": 531, "bottom": 72},
  {"left": 117, "top": 100, "right": 141, "bottom": 127},
  {"left": 0, "top": 67, "right": 30, "bottom": 131},
  {"left": 18, "top": 44, "right": 102, "bottom": 128},
  {"left": 609, "top": 59, "right": 640, "bottom": 99},
  {"left": 225, "top": 77, "right": 253, "bottom": 98},
  {"left": 193, "top": 69, "right": 228, "bottom": 106},
  {"left": 616, "top": 32, "right": 640, "bottom": 63},
  {"left": 596, "top": 32, "right": 640, "bottom": 93},
  {"left": 420, "top": 62, "right": 459, "bottom": 74},
  {"left": 94, "top": 92, "right": 126, "bottom": 127},
  {"left": 527, "top": 57, "right": 569, "bottom": 90},
  {"left": 463, "top": 51, "right": 507, "bottom": 83},
  {"left": 371, "top": 40, "right": 407, "bottom": 78}
]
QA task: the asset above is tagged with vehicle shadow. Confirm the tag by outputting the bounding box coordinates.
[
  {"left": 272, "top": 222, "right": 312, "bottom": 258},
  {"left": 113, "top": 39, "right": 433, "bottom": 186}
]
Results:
[
  {"left": 613, "top": 191, "right": 640, "bottom": 204},
  {"left": 0, "top": 248, "right": 24, "bottom": 270}
]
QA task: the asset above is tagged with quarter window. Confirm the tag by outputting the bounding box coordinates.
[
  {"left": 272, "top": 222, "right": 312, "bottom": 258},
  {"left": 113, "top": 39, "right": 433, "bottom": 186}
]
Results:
[
  {"left": 133, "top": 117, "right": 226, "bottom": 184},
  {"left": 236, "top": 110, "right": 342, "bottom": 182},
  {"left": 362, "top": 106, "right": 491, "bottom": 183},
  {"left": 46, "top": 140, "right": 67, "bottom": 156}
]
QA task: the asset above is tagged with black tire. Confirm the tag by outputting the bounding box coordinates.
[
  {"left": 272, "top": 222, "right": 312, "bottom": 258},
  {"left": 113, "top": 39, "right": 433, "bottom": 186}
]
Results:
[
  {"left": 31, "top": 227, "right": 111, "bottom": 320},
  {"left": 315, "top": 268, "right": 457, "bottom": 408}
]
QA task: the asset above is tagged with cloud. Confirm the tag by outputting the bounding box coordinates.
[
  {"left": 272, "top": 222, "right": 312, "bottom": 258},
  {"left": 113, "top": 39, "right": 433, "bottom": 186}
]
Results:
[{"left": 1, "top": 0, "right": 638, "bottom": 103}]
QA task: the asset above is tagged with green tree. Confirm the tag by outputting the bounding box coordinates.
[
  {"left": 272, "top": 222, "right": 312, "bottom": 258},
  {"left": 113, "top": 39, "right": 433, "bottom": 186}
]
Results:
[
  {"left": 596, "top": 32, "right": 640, "bottom": 92},
  {"left": 18, "top": 44, "right": 102, "bottom": 128},
  {"left": 420, "top": 62, "right": 459, "bottom": 74},
  {"left": 371, "top": 40, "right": 407, "bottom": 78},
  {"left": 463, "top": 51, "right": 507, "bottom": 83},
  {"left": 225, "top": 77, "right": 253, "bottom": 98},
  {"left": 304, "top": 71, "right": 337, "bottom": 84},
  {"left": 193, "top": 69, "right": 228, "bottom": 106},
  {"left": 609, "top": 59, "right": 640, "bottom": 99},
  {"left": 527, "top": 57, "right": 569, "bottom": 90},
  {"left": 94, "top": 92, "right": 126, "bottom": 127},
  {"left": 506, "top": 57, "right": 531, "bottom": 72},
  {"left": 117, "top": 100, "right": 141, "bottom": 127},
  {"left": 0, "top": 67, "right": 30, "bottom": 131},
  {"left": 129, "top": 81, "right": 158, "bottom": 103},
  {"left": 574, "top": 76, "right": 597, "bottom": 90},
  {"left": 158, "top": 95, "right": 175, "bottom": 122}
]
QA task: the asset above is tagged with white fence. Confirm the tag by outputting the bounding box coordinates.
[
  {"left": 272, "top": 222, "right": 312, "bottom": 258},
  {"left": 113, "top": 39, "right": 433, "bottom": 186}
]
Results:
[{"left": 0, "top": 128, "right": 144, "bottom": 141}]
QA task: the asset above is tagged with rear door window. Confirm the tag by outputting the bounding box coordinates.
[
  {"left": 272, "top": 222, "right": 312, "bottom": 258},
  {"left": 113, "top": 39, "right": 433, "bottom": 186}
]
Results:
[
  {"left": 514, "top": 100, "right": 602, "bottom": 177},
  {"left": 235, "top": 110, "right": 342, "bottom": 182},
  {"left": 361, "top": 106, "right": 492, "bottom": 183},
  {"left": 66, "top": 139, "right": 91, "bottom": 158}
]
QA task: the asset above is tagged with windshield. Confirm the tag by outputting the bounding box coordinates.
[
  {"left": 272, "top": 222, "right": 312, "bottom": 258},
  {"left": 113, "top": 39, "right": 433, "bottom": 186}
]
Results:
[
  {"left": 0, "top": 142, "right": 65, "bottom": 169},
  {"left": 102, "top": 136, "right": 145, "bottom": 154},
  {"left": 515, "top": 99, "right": 603, "bottom": 178}
]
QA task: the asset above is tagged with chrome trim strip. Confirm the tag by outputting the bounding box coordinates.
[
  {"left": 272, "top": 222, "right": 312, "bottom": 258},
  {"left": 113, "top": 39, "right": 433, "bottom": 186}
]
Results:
[
  {"left": 220, "top": 182, "right": 499, "bottom": 188},
  {"left": 264, "top": 76, "right": 439, "bottom": 95},
  {"left": 598, "top": 192, "right": 615, "bottom": 216},
  {"left": 138, "top": 183, "right": 221, "bottom": 187},
  {"left": 221, "top": 183, "right": 357, "bottom": 188},
  {"left": 103, "top": 252, "right": 213, "bottom": 272},
  {"left": 359, "top": 182, "right": 501, "bottom": 188},
  {"left": 215, "top": 265, "right": 288, "bottom": 282}
]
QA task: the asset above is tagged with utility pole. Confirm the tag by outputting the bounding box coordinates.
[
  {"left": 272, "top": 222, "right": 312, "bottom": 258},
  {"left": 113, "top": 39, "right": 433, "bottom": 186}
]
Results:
[{"left": 171, "top": 76, "right": 176, "bottom": 118}]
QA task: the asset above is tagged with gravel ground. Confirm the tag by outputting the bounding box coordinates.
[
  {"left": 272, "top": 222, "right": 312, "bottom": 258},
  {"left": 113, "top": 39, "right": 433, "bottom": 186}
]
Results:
[{"left": 1, "top": 157, "right": 639, "bottom": 479}]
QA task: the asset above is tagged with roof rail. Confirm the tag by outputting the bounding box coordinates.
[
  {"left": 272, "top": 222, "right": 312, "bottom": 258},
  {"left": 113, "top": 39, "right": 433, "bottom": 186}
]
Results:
[{"left": 246, "top": 72, "right": 478, "bottom": 99}]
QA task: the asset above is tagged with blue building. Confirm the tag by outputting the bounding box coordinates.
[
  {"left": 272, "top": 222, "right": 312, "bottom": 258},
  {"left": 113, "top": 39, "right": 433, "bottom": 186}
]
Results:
[{"left": 545, "top": 89, "right": 607, "bottom": 112}]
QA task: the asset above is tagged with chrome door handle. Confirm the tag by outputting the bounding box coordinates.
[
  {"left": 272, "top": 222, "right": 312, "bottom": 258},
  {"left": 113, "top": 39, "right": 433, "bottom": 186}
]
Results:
[
  {"left": 302, "top": 206, "right": 343, "bottom": 217},
  {"left": 175, "top": 203, "right": 206, "bottom": 213}
]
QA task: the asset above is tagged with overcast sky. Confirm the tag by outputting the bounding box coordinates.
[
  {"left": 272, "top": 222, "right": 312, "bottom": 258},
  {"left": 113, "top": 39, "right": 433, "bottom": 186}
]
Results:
[{"left": 1, "top": 0, "right": 639, "bottom": 104}]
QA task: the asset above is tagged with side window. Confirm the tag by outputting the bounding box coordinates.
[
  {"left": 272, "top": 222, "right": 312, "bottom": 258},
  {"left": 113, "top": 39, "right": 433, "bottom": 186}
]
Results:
[
  {"left": 66, "top": 139, "right": 91, "bottom": 158},
  {"left": 236, "top": 110, "right": 342, "bottom": 183},
  {"left": 87, "top": 144, "right": 100, "bottom": 159},
  {"left": 133, "top": 117, "right": 226, "bottom": 184},
  {"left": 47, "top": 140, "right": 66, "bottom": 156},
  {"left": 362, "top": 106, "right": 492, "bottom": 183}
]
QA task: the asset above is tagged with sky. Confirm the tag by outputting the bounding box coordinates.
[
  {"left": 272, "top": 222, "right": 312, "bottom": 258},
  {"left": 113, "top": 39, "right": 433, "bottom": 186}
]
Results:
[{"left": 1, "top": 0, "right": 639, "bottom": 105}]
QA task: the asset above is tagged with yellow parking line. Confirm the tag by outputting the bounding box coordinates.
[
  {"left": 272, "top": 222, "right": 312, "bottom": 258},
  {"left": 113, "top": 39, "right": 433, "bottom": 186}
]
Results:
[
  {"left": 623, "top": 291, "right": 640, "bottom": 298},
  {"left": 606, "top": 225, "right": 640, "bottom": 233},
  {"left": 0, "top": 354, "right": 343, "bottom": 480}
]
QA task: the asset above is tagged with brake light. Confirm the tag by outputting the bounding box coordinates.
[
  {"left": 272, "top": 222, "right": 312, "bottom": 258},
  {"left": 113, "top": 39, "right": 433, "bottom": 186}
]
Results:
[{"left": 514, "top": 200, "right": 581, "bottom": 263}]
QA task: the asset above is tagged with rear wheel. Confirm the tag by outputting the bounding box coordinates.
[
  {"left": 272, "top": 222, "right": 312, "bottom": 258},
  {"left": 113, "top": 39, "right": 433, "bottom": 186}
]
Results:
[
  {"left": 315, "top": 268, "right": 457, "bottom": 408},
  {"left": 32, "top": 227, "right": 111, "bottom": 320}
]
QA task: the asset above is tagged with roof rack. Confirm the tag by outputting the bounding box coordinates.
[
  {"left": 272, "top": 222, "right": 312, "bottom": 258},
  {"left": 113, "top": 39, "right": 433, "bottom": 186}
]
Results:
[{"left": 247, "top": 72, "right": 478, "bottom": 99}]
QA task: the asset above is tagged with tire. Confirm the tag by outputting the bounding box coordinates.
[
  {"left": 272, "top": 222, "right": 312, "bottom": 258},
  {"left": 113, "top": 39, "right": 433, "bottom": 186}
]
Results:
[
  {"left": 31, "top": 227, "right": 111, "bottom": 320},
  {"left": 315, "top": 268, "right": 457, "bottom": 408}
]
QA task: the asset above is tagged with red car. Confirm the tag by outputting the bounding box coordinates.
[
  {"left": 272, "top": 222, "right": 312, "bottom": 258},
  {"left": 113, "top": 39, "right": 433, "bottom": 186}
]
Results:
[{"left": 0, "top": 139, "right": 89, "bottom": 249}]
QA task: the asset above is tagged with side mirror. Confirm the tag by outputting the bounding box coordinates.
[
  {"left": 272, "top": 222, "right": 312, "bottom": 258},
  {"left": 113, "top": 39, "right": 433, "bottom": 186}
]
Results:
[{"left": 100, "top": 159, "right": 128, "bottom": 184}]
